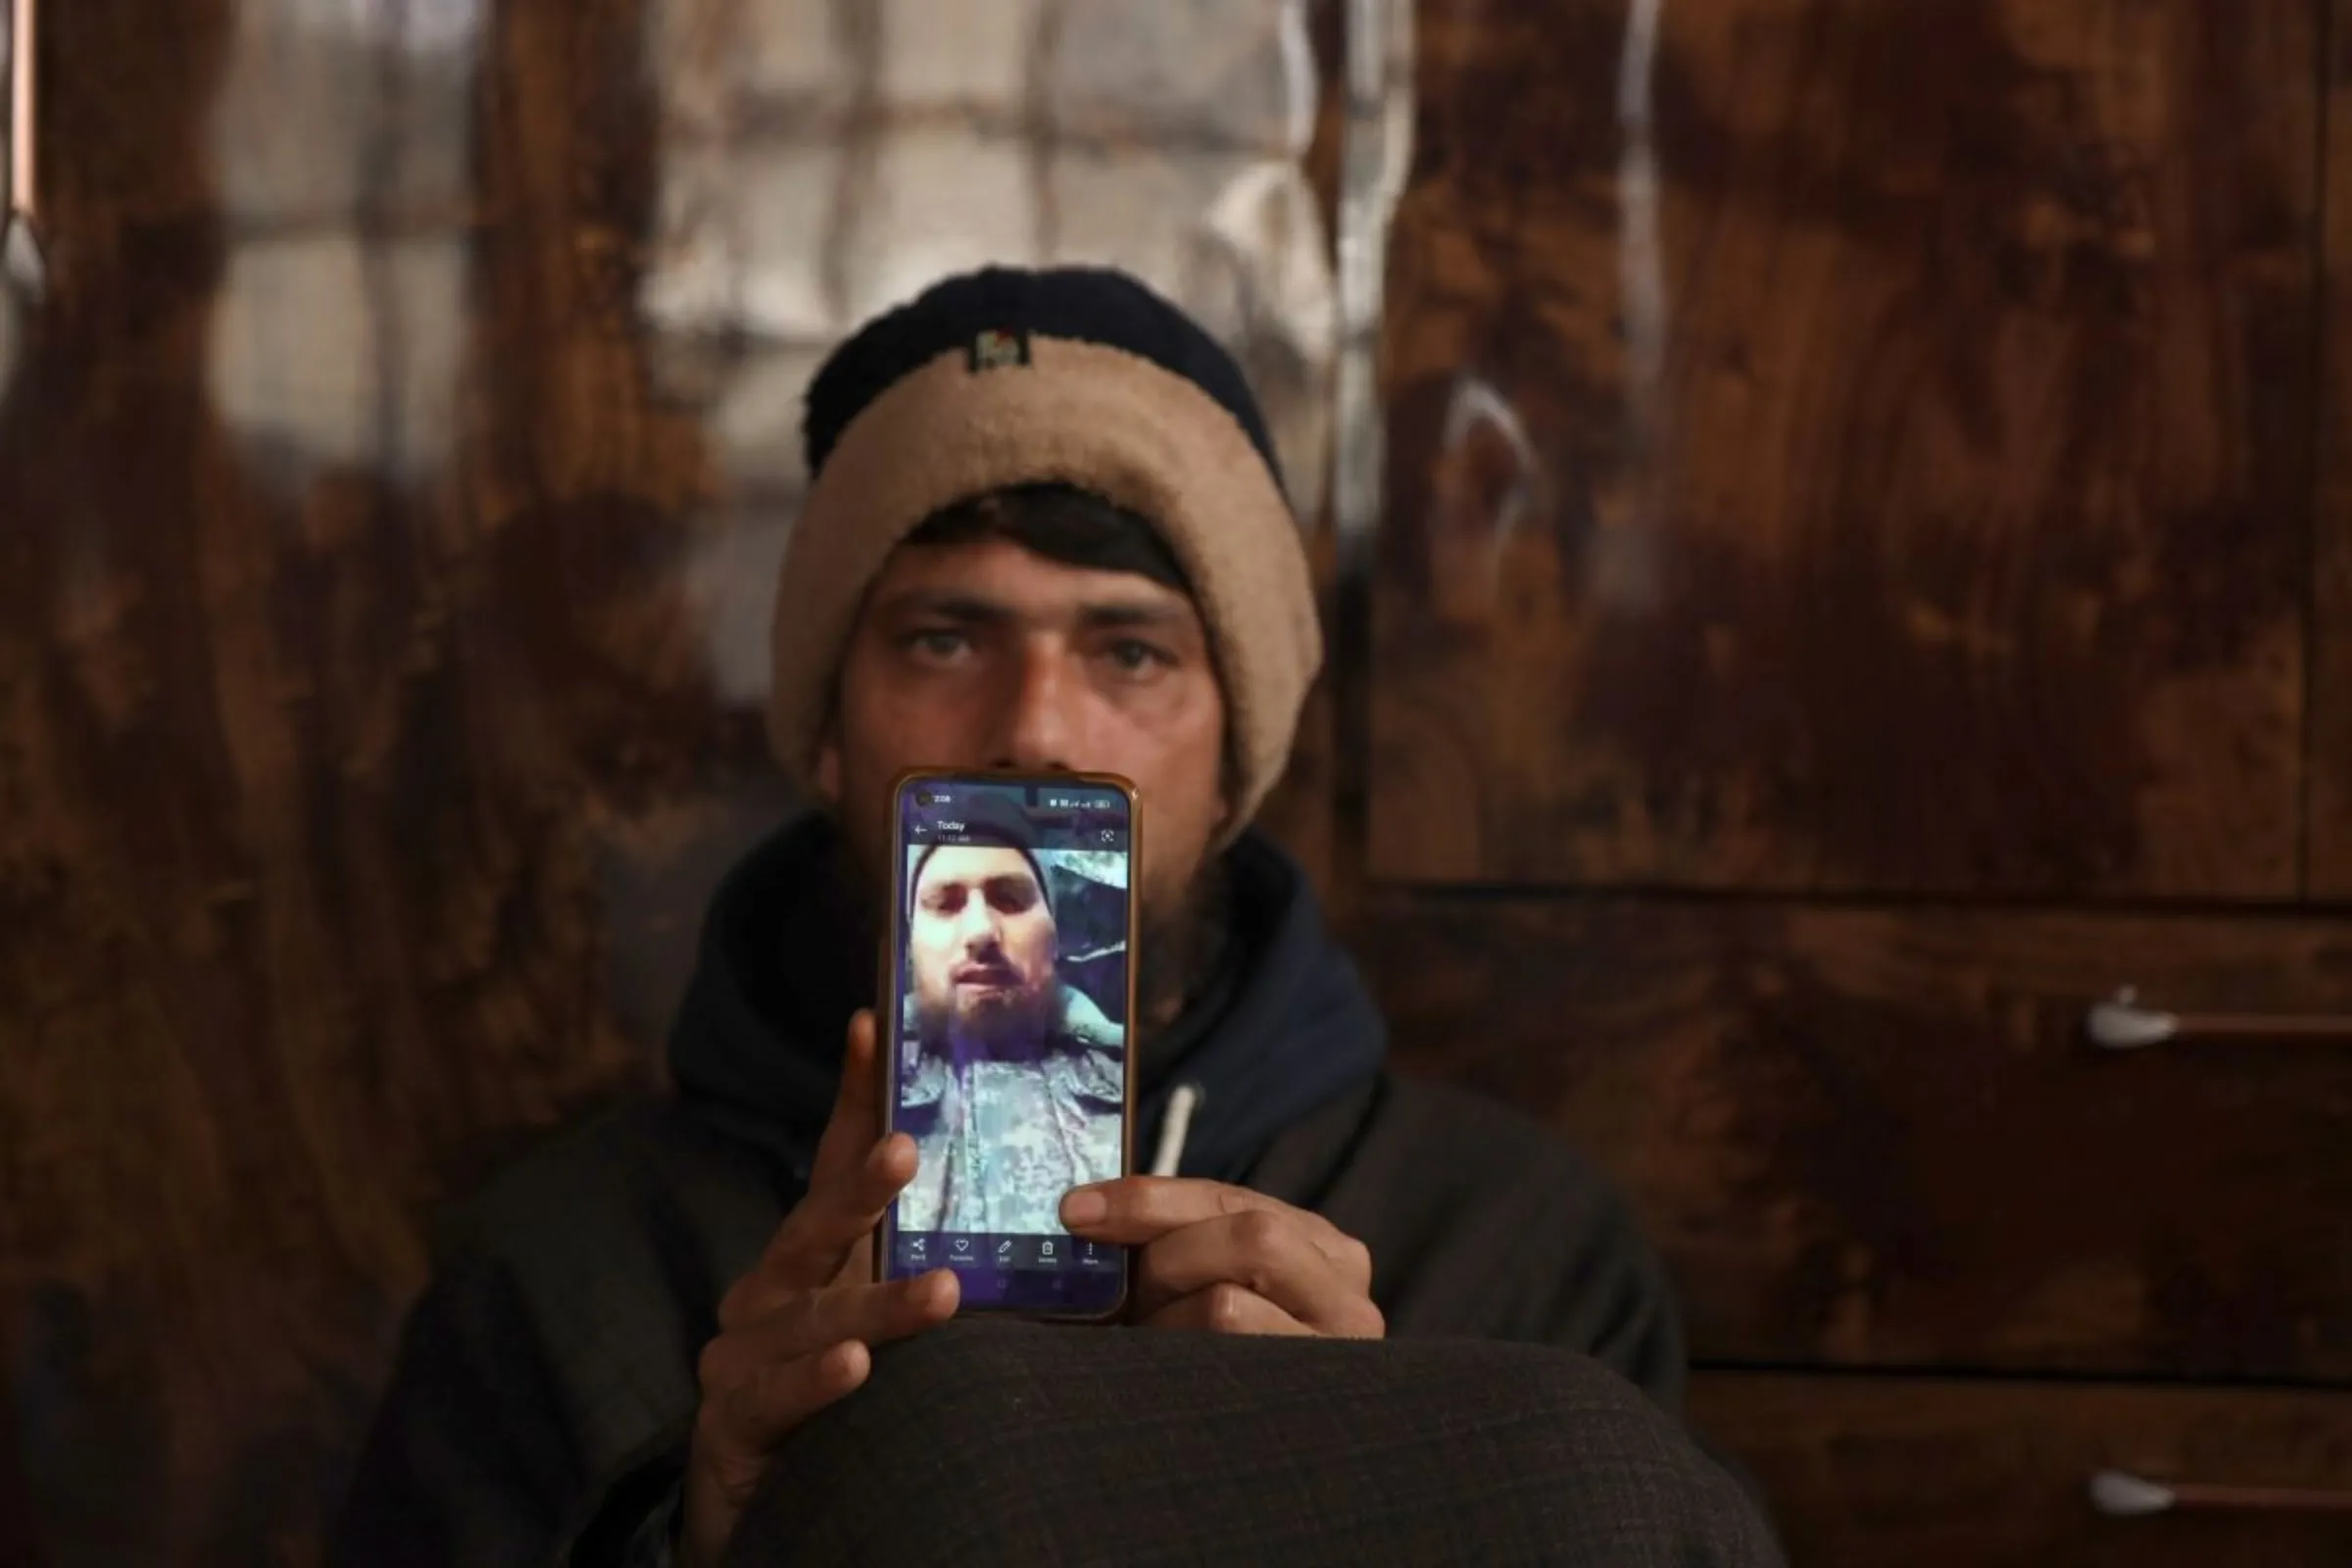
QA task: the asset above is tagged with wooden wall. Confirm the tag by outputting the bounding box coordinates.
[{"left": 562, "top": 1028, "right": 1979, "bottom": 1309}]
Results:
[
  {"left": 0, "top": 2, "right": 778, "bottom": 1560},
  {"left": 4, "top": 2, "right": 2351, "bottom": 1564},
  {"left": 1357, "top": 1, "right": 2352, "bottom": 1562}
]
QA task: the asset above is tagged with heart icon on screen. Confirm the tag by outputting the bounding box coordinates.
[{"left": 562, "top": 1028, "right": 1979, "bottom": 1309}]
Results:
[{"left": 953, "top": 1238, "right": 969, "bottom": 1252}]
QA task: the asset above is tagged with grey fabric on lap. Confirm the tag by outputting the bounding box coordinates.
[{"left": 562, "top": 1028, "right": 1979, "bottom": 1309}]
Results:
[{"left": 726, "top": 1321, "right": 1782, "bottom": 1567}]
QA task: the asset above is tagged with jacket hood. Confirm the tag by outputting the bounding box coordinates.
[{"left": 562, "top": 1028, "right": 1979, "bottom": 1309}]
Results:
[{"left": 666, "top": 813, "right": 1387, "bottom": 1186}]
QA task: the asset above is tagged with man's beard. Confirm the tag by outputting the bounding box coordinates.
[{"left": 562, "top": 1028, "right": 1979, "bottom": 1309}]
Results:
[{"left": 917, "top": 980, "right": 1058, "bottom": 1058}]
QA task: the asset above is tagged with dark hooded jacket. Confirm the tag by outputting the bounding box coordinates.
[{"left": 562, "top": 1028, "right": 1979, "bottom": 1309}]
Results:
[{"left": 328, "top": 818, "right": 1699, "bottom": 1564}]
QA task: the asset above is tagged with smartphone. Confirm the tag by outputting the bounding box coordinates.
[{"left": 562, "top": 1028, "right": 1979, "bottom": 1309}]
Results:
[{"left": 872, "top": 769, "right": 1139, "bottom": 1320}]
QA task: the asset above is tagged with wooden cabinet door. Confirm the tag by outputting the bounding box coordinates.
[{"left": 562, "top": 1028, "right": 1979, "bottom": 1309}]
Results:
[
  {"left": 1372, "top": 0, "right": 2318, "bottom": 899},
  {"left": 1692, "top": 1373, "right": 2352, "bottom": 1567},
  {"left": 1361, "top": 900, "right": 2352, "bottom": 1381}
]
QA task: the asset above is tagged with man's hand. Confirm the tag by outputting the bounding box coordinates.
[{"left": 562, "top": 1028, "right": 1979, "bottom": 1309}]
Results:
[
  {"left": 681, "top": 1011, "right": 958, "bottom": 1567},
  {"left": 1059, "top": 1179, "right": 1385, "bottom": 1339}
]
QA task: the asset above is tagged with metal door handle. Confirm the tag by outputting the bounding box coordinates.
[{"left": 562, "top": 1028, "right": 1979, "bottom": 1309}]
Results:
[
  {"left": 2085, "top": 988, "right": 2352, "bottom": 1051},
  {"left": 2091, "top": 1468, "right": 2352, "bottom": 1517},
  {"left": 4, "top": 0, "right": 45, "bottom": 297}
]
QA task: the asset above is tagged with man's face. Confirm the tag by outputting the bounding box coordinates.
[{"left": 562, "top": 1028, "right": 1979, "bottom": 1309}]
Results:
[
  {"left": 907, "top": 844, "right": 1058, "bottom": 1045},
  {"left": 818, "top": 535, "right": 1229, "bottom": 925}
]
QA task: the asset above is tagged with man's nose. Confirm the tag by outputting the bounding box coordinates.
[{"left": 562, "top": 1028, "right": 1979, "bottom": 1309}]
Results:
[
  {"left": 990, "top": 643, "right": 1074, "bottom": 773},
  {"left": 956, "top": 902, "right": 1001, "bottom": 948}
]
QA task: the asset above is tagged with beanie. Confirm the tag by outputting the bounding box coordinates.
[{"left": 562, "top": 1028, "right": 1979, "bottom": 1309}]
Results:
[{"left": 766, "top": 266, "right": 1321, "bottom": 839}]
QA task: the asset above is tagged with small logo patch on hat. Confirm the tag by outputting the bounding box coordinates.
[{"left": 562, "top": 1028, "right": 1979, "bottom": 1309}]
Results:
[{"left": 967, "top": 327, "right": 1033, "bottom": 373}]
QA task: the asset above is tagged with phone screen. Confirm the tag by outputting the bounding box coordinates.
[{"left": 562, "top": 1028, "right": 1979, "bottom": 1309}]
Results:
[{"left": 877, "top": 773, "right": 1135, "bottom": 1317}]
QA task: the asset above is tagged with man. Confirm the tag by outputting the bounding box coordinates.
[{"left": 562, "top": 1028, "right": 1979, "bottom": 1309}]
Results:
[
  {"left": 331, "top": 267, "right": 1777, "bottom": 1566},
  {"left": 896, "top": 828, "right": 1123, "bottom": 1235}
]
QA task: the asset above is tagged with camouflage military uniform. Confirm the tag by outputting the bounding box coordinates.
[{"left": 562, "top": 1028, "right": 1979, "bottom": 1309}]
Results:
[{"left": 895, "top": 984, "right": 1125, "bottom": 1235}]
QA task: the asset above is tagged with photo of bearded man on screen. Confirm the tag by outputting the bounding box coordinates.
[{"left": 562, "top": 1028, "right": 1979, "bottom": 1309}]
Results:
[{"left": 895, "top": 806, "right": 1125, "bottom": 1237}]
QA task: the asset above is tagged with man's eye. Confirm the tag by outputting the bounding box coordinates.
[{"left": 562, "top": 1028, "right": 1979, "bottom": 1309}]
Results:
[
  {"left": 1104, "top": 639, "right": 1169, "bottom": 672},
  {"left": 905, "top": 629, "right": 970, "bottom": 661}
]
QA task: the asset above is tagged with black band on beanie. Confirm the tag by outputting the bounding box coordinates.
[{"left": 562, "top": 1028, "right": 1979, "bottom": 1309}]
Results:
[{"left": 802, "top": 267, "right": 1288, "bottom": 491}]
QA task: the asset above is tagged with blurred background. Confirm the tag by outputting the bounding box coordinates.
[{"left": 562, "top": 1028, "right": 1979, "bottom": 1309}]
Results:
[{"left": 3, "top": 1, "right": 2351, "bottom": 1563}]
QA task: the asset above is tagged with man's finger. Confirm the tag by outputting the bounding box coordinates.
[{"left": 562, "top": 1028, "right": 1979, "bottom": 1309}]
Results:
[
  {"left": 727, "top": 1011, "right": 915, "bottom": 1313},
  {"left": 702, "top": 1339, "right": 872, "bottom": 1486},
  {"left": 777, "top": 1130, "right": 918, "bottom": 1262},
  {"left": 1139, "top": 1283, "right": 1316, "bottom": 1337},
  {"left": 1129, "top": 1210, "right": 1385, "bottom": 1337},
  {"left": 1063, "top": 1177, "right": 1363, "bottom": 1276},
  {"left": 722, "top": 1126, "right": 919, "bottom": 1324},
  {"left": 703, "top": 1271, "right": 959, "bottom": 1436},
  {"left": 806, "top": 1009, "right": 885, "bottom": 1185}
]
